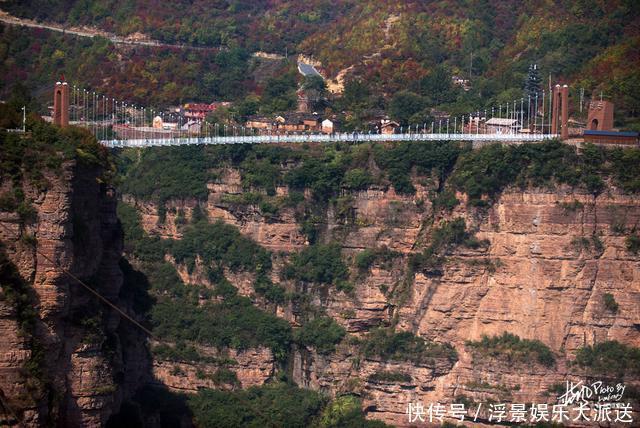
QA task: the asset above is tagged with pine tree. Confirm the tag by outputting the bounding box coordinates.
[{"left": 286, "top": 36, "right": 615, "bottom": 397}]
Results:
[{"left": 524, "top": 64, "right": 542, "bottom": 99}]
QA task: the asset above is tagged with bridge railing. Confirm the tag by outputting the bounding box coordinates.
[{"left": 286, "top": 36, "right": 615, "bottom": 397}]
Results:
[{"left": 99, "top": 132, "right": 558, "bottom": 148}]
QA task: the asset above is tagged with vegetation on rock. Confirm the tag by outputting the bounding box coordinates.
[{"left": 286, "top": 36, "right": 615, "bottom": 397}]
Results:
[
  {"left": 360, "top": 328, "right": 458, "bottom": 366},
  {"left": 283, "top": 243, "right": 349, "bottom": 287},
  {"left": 575, "top": 341, "right": 640, "bottom": 377},
  {"left": 465, "top": 332, "right": 555, "bottom": 368},
  {"left": 294, "top": 316, "right": 346, "bottom": 355}
]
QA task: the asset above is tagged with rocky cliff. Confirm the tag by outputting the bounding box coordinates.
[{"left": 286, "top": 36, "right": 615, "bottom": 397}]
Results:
[
  {"left": 122, "top": 149, "right": 640, "bottom": 426},
  {"left": 0, "top": 158, "right": 148, "bottom": 427}
]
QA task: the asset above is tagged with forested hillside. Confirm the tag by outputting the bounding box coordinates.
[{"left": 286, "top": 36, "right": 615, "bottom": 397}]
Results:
[{"left": 1, "top": 0, "right": 638, "bottom": 129}]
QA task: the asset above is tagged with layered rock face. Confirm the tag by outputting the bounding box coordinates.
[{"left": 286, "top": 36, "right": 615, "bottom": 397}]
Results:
[
  {"left": 150, "top": 344, "right": 275, "bottom": 393},
  {"left": 296, "top": 188, "right": 640, "bottom": 425},
  {"left": 0, "top": 161, "right": 148, "bottom": 427},
  {"left": 126, "top": 165, "right": 640, "bottom": 426}
]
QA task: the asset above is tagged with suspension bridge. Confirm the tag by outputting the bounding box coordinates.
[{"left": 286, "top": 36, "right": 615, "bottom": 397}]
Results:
[
  {"left": 54, "top": 81, "right": 563, "bottom": 148},
  {"left": 99, "top": 132, "right": 556, "bottom": 148}
]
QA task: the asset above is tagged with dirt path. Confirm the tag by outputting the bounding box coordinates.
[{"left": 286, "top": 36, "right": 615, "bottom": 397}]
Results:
[{"left": 0, "top": 10, "right": 216, "bottom": 51}]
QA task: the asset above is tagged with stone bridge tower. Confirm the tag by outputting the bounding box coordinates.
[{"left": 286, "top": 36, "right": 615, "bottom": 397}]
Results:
[
  {"left": 53, "top": 80, "right": 69, "bottom": 127},
  {"left": 551, "top": 84, "right": 569, "bottom": 140},
  {"left": 586, "top": 100, "right": 614, "bottom": 131}
]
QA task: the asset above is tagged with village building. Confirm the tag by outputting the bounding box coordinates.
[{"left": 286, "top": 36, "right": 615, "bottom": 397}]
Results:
[
  {"left": 380, "top": 119, "right": 399, "bottom": 134},
  {"left": 451, "top": 75, "right": 471, "bottom": 91},
  {"left": 321, "top": 118, "right": 334, "bottom": 134},
  {"left": 152, "top": 115, "right": 178, "bottom": 130},
  {"left": 297, "top": 62, "right": 322, "bottom": 78},
  {"left": 245, "top": 116, "right": 274, "bottom": 132},
  {"left": 183, "top": 102, "right": 231, "bottom": 120},
  {"left": 274, "top": 113, "right": 322, "bottom": 132},
  {"left": 583, "top": 130, "right": 639, "bottom": 146},
  {"left": 245, "top": 113, "right": 325, "bottom": 134},
  {"left": 181, "top": 120, "right": 201, "bottom": 134}
]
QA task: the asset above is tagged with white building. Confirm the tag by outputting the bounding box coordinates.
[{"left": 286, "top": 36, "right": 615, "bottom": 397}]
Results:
[
  {"left": 485, "top": 118, "right": 521, "bottom": 134},
  {"left": 321, "top": 119, "right": 334, "bottom": 133}
]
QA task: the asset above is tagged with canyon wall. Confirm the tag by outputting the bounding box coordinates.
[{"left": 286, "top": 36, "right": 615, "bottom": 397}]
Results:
[
  {"left": 125, "top": 164, "right": 640, "bottom": 426},
  {"left": 0, "top": 160, "right": 148, "bottom": 427}
]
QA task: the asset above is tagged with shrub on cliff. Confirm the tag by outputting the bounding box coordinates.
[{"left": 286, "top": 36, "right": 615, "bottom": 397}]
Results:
[
  {"left": 465, "top": 332, "right": 555, "bottom": 368},
  {"left": 602, "top": 293, "right": 619, "bottom": 313},
  {"left": 253, "top": 274, "right": 286, "bottom": 304},
  {"left": 626, "top": 234, "right": 640, "bottom": 254},
  {"left": 118, "top": 201, "right": 292, "bottom": 361},
  {"left": 170, "top": 220, "right": 272, "bottom": 273},
  {"left": 355, "top": 246, "right": 400, "bottom": 272},
  {"left": 151, "top": 290, "right": 292, "bottom": 362},
  {"left": 319, "top": 395, "right": 390, "bottom": 428},
  {"left": 117, "top": 145, "right": 210, "bottom": 203},
  {"left": 189, "top": 384, "right": 389, "bottom": 428},
  {"left": 285, "top": 155, "right": 347, "bottom": 201},
  {"left": 189, "top": 383, "right": 325, "bottom": 428},
  {"left": 372, "top": 141, "right": 462, "bottom": 195},
  {"left": 450, "top": 140, "right": 640, "bottom": 206},
  {"left": 343, "top": 168, "right": 374, "bottom": 191},
  {"left": 367, "top": 371, "right": 412, "bottom": 383},
  {"left": 241, "top": 157, "right": 283, "bottom": 195},
  {"left": 1, "top": 119, "right": 110, "bottom": 187},
  {"left": 410, "top": 218, "right": 488, "bottom": 275},
  {"left": 117, "top": 202, "right": 168, "bottom": 262},
  {"left": 283, "top": 243, "right": 349, "bottom": 286},
  {"left": 575, "top": 341, "right": 640, "bottom": 377},
  {"left": 360, "top": 328, "right": 458, "bottom": 366},
  {"left": 294, "top": 316, "right": 346, "bottom": 354}
]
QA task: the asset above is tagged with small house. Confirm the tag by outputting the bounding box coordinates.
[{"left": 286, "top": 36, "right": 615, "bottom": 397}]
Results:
[
  {"left": 484, "top": 118, "right": 520, "bottom": 134},
  {"left": 322, "top": 119, "right": 334, "bottom": 133},
  {"left": 380, "top": 119, "right": 399, "bottom": 134}
]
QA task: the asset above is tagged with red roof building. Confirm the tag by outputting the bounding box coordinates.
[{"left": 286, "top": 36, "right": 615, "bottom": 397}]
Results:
[{"left": 183, "top": 102, "right": 231, "bottom": 120}]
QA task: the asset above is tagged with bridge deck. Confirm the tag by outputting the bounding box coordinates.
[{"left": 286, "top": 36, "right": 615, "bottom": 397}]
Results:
[{"left": 100, "top": 132, "right": 557, "bottom": 148}]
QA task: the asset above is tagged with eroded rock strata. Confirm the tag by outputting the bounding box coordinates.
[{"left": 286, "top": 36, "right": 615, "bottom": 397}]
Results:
[
  {"left": 124, "top": 163, "right": 640, "bottom": 426},
  {"left": 0, "top": 160, "right": 148, "bottom": 427}
]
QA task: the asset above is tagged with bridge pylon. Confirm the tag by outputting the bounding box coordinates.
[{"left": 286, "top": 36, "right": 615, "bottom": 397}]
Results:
[
  {"left": 551, "top": 84, "right": 569, "bottom": 140},
  {"left": 53, "top": 79, "right": 70, "bottom": 127}
]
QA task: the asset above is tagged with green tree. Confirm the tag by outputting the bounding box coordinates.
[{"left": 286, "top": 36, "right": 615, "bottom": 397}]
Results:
[
  {"left": 261, "top": 70, "right": 298, "bottom": 113},
  {"left": 524, "top": 63, "right": 542, "bottom": 99},
  {"left": 340, "top": 79, "right": 373, "bottom": 112},
  {"left": 419, "top": 65, "right": 456, "bottom": 106},
  {"left": 388, "top": 91, "right": 426, "bottom": 125},
  {"left": 302, "top": 75, "right": 328, "bottom": 112}
]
